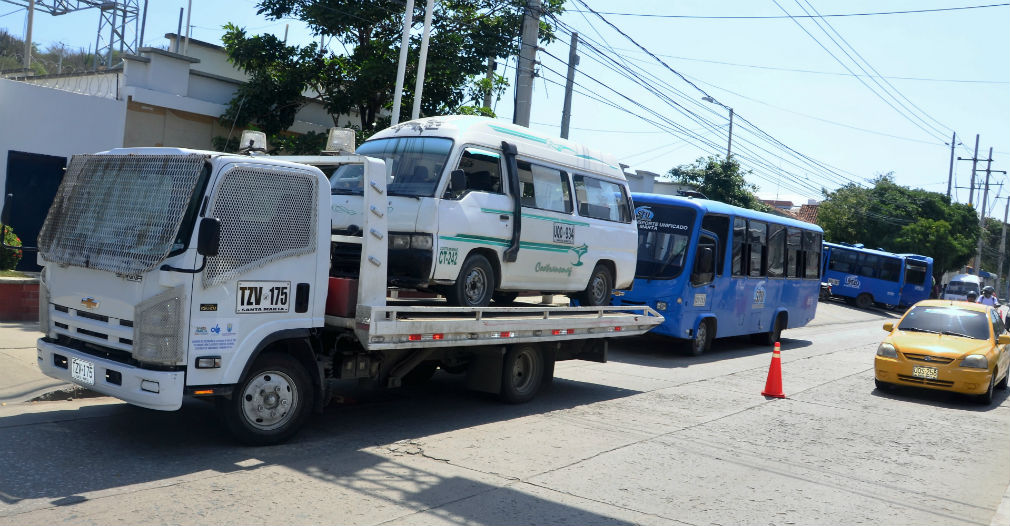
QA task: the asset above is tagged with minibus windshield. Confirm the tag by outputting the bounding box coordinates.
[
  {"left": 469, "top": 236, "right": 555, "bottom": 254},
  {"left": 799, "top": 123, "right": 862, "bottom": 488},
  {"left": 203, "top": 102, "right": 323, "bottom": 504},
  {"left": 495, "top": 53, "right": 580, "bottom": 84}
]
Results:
[
  {"left": 633, "top": 203, "right": 696, "bottom": 280},
  {"left": 330, "top": 136, "right": 452, "bottom": 197}
]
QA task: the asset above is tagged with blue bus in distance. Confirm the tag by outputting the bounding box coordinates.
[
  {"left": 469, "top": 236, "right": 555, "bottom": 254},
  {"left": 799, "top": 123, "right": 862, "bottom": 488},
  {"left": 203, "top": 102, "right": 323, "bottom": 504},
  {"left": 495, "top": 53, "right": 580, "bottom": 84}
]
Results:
[
  {"left": 612, "top": 193, "right": 823, "bottom": 355},
  {"left": 820, "top": 242, "right": 933, "bottom": 309}
]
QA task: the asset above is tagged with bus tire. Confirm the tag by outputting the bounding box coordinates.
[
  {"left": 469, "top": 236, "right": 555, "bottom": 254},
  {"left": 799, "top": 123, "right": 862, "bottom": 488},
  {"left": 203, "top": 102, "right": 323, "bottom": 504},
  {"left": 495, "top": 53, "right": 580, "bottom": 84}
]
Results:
[
  {"left": 856, "top": 293, "right": 873, "bottom": 310},
  {"left": 577, "top": 264, "right": 613, "bottom": 307},
  {"left": 688, "top": 320, "right": 712, "bottom": 356},
  {"left": 755, "top": 313, "right": 784, "bottom": 346},
  {"left": 499, "top": 344, "right": 545, "bottom": 404},
  {"left": 446, "top": 254, "right": 495, "bottom": 307},
  {"left": 220, "top": 352, "right": 313, "bottom": 446}
]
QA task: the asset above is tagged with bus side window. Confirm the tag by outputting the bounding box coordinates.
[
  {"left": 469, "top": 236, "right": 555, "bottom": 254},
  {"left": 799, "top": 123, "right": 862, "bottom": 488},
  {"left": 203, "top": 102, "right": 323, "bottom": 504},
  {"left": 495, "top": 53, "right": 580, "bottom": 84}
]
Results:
[
  {"left": 732, "top": 218, "right": 747, "bottom": 276},
  {"left": 787, "top": 228, "right": 801, "bottom": 277},
  {"left": 767, "top": 224, "right": 785, "bottom": 278},
  {"left": 748, "top": 220, "right": 767, "bottom": 277},
  {"left": 701, "top": 214, "right": 730, "bottom": 275},
  {"left": 803, "top": 231, "right": 821, "bottom": 278}
]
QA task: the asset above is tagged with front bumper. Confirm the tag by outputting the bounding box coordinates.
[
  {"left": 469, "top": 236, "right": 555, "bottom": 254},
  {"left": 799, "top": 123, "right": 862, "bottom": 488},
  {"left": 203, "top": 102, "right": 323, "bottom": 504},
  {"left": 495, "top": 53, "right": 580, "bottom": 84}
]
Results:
[
  {"left": 875, "top": 356, "right": 992, "bottom": 395},
  {"left": 37, "top": 338, "right": 185, "bottom": 411}
]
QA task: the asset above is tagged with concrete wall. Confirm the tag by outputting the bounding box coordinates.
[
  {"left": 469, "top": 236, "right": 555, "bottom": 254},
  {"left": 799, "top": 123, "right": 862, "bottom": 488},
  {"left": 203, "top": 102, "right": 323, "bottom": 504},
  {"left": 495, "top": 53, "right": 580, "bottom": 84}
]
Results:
[{"left": 0, "top": 78, "right": 126, "bottom": 193}]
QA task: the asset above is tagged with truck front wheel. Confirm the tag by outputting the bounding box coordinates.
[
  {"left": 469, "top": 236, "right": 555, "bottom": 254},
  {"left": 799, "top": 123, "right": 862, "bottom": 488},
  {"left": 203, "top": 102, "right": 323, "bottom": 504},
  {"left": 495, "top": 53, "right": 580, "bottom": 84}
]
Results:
[{"left": 221, "top": 353, "right": 313, "bottom": 446}]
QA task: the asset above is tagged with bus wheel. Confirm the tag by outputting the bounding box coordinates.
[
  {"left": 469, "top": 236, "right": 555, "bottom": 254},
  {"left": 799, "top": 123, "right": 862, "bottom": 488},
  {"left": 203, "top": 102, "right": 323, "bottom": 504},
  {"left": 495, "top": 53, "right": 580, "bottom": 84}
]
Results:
[
  {"left": 577, "top": 264, "right": 613, "bottom": 306},
  {"left": 499, "top": 344, "right": 545, "bottom": 403},
  {"left": 856, "top": 293, "right": 873, "bottom": 310},
  {"left": 446, "top": 254, "right": 494, "bottom": 307},
  {"left": 688, "top": 320, "right": 711, "bottom": 356},
  {"left": 220, "top": 353, "right": 313, "bottom": 446}
]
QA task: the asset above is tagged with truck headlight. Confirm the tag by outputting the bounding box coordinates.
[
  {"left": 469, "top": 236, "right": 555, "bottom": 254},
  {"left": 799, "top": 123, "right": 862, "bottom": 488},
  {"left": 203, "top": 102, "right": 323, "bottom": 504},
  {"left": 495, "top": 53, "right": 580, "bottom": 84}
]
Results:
[
  {"left": 961, "top": 354, "right": 988, "bottom": 369},
  {"left": 134, "top": 286, "right": 186, "bottom": 366},
  {"left": 876, "top": 343, "right": 897, "bottom": 358}
]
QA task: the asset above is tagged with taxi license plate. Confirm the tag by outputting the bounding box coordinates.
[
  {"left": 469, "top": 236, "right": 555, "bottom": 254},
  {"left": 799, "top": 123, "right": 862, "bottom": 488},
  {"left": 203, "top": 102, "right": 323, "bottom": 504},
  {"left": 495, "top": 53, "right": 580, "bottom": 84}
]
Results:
[
  {"left": 71, "top": 357, "right": 95, "bottom": 385},
  {"left": 912, "top": 365, "right": 938, "bottom": 380}
]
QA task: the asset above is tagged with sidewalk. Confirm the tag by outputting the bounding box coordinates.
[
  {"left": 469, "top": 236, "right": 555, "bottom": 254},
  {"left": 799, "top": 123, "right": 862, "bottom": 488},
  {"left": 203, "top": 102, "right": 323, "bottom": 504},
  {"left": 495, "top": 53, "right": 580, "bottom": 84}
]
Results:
[{"left": 0, "top": 321, "right": 68, "bottom": 403}]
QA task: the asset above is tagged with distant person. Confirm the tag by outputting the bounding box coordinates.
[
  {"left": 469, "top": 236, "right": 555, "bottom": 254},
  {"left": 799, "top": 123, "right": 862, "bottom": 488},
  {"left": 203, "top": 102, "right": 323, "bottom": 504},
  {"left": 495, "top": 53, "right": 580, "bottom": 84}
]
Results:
[
  {"left": 977, "top": 286, "right": 999, "bottom": 306},
  {"left": 966, "top": 291, "right": 978, "bottom": 303}
]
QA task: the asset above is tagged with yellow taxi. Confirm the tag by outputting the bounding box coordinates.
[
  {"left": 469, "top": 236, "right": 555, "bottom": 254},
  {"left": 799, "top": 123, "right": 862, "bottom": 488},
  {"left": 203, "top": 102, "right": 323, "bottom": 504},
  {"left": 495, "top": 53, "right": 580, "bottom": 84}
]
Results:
[{"left": 875, "top": 299, "right": 1010, "bottom": 404}]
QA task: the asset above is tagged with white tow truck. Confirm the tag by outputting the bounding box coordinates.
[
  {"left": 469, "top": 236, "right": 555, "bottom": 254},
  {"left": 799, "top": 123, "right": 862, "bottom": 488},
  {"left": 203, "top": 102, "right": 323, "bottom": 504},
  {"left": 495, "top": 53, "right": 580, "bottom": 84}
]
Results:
[{"left": 13, "top": 144, "right": 662, "bottom": 445}]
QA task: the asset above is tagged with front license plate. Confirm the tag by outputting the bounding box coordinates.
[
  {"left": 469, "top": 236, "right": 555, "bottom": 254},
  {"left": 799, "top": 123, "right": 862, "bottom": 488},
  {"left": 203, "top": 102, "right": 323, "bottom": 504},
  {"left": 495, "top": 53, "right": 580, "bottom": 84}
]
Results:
[
  {"left": 71, "top": 357, "right": 95, "bottom": 385},
  {"left": 912, "top": 365, "right": 938, "bottom": 380}
]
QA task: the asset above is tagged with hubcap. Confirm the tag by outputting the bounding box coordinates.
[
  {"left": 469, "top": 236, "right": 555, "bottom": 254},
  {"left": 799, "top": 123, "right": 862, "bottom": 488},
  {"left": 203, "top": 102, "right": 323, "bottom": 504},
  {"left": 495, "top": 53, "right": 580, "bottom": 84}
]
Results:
[
  {"left": 241, "top": 370, "right": 297, "bottom": 431},
  {"left": 510, "top": 350, "right": 538, "bottom": 394},
  {"left": 464, "top": 267, "right": 488, "bottom": 305},
  {"left": 590, "top": 274, "right": 607, "bottom": 303}
]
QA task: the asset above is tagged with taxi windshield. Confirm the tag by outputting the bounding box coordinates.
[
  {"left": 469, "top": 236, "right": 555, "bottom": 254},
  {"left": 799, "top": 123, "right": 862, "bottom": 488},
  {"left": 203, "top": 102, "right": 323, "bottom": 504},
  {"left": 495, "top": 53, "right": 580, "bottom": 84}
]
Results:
[{"left": 897, "top": 306, "right": 990, "bottom": 340}]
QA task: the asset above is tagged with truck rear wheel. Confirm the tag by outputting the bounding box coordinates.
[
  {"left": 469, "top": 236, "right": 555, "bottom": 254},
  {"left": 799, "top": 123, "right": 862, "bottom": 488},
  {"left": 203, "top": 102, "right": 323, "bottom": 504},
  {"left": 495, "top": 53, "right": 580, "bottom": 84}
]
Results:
[
  {"left": 220, "top": 353, "right": 313, "bottom": 446},
  {"left": 499, "top": 344, "right": 545, "bottom": 403}
]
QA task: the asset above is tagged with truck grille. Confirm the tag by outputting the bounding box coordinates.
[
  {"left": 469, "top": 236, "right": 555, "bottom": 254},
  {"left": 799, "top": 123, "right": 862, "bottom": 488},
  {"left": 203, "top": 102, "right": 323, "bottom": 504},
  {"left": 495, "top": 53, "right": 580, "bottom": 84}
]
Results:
[{"left": 49, "top": 302, "right": 135, "bottom": 354}]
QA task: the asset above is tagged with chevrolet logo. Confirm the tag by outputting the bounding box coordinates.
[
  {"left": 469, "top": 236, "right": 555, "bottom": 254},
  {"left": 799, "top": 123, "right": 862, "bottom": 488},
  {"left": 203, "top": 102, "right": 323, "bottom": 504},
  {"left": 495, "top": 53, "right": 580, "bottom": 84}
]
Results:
[
  {"left": 80, "top": 297, "right": 99, "bottom": 309},
  {"left": 922, "top": 356, "right": 932, "bottom": 362}
]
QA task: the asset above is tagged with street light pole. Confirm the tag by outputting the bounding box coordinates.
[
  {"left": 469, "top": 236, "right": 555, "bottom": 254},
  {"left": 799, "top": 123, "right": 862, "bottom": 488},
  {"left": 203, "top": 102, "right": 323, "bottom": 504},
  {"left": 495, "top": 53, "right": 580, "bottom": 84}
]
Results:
[{"left": 702, "top": 96, "right": 733, "bottom": 161}]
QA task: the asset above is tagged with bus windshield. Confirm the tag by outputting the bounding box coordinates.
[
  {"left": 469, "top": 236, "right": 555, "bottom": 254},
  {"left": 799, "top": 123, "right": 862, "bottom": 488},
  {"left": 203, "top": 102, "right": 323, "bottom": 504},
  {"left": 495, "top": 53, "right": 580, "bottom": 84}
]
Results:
[
  {"left": 330, "top": 136, "right": 452, "bottom": 197},
  {"left": 633, "top": 203, "right": 696, "bottom": 280}
]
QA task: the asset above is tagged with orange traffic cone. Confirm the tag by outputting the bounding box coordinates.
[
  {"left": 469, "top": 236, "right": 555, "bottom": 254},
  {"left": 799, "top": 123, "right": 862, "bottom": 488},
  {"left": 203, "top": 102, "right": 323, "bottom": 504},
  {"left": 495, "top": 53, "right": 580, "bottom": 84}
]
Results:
[{"left": 761, "top": 342, "right": 786, "bottom": 398}]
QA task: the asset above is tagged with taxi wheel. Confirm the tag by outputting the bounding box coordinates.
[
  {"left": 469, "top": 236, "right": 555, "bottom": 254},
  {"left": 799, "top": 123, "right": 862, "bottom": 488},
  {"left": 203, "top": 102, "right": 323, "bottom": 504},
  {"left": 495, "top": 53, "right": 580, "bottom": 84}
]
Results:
[
  {"left": 997, "top": 368, "right": 1009, "bottom": 390},
  {"left": 976, "top": 371, "right": 996, "bottom": 405},
  {"left": 874, "top": 379, "right": 893, "bottom": 392}
]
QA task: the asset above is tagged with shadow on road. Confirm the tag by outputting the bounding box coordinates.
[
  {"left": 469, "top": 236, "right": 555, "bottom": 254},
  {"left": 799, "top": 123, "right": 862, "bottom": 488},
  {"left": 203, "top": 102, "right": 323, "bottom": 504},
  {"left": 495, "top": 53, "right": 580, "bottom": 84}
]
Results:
[
  {"left": 0, "top": 374, "right": 642, "bottom": 524},
  {"left": 605, "top": 334, "right": 813, "bottom": 369},
  {"left": 870, "top": 382, "right": 1010, "bottom": 410}
]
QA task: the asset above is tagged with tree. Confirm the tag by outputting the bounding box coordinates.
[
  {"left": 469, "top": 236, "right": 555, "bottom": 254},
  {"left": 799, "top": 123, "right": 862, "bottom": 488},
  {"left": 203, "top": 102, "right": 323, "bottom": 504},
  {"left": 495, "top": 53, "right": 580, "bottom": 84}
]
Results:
[
  {"left": 220, "top": 0, "right": 564, "bottom": 141},
  {"left": 818, "top": 174, "right": 980, "bottom": 278},
  {"left": 665, "top": 156, "right": 769, "bottom": 211}
]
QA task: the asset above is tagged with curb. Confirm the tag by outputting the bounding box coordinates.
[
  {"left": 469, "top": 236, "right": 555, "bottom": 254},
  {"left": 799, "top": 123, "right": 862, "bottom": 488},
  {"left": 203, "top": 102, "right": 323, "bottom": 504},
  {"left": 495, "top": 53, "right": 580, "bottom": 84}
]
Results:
[{"left": 993, "top": 482, "right": 1010, "bottom": 526}]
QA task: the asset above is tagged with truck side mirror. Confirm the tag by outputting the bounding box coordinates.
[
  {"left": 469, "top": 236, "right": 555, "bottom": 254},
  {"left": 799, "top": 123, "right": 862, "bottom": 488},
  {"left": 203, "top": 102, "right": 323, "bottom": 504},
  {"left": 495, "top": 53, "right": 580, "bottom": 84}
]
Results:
[
  {"left": 449, "top": 169, "right": 466, "bottom": 195},
  {"left": 197, "top": 217, "right": 221, "bottom": 257}
]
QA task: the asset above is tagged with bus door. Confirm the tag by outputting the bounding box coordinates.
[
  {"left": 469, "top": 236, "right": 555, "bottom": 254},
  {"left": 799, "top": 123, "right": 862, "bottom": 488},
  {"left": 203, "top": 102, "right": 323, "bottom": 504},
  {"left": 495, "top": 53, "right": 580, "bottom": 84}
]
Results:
[
  {"left": 901, "top": 260, "right": 929, "bottom": 305},
  {"left": 688, "top": 232, "right": 719, "bottom": 314}
]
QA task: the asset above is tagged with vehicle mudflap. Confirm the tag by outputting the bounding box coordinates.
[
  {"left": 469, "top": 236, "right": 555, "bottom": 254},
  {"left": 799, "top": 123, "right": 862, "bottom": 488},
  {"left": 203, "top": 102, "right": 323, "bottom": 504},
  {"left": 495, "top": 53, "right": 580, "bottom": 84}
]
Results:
[{"left": 466, "top": 346, "right": 507, "bottom": 394}]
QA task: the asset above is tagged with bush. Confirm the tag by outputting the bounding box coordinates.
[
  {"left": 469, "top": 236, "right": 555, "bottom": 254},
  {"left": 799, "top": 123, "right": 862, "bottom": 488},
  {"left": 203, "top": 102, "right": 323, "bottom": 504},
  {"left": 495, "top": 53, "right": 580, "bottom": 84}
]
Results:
[{"left": 0, "top": 225, "right": 22, "bottom": 270}]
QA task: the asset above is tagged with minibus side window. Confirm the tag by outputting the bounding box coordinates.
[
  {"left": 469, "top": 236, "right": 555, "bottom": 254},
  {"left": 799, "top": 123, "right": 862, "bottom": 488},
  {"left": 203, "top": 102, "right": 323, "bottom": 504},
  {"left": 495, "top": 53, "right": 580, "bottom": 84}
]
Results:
[
  {"left": 767, "top": 224, "right": 785, "bottom": 278},
  {"left": 748, "top": 220, "right": 767, "bottom": 277},
  {"left": 517, "top": 161, "right": 572, "bottom": 213},
  {"left": 451, "top": 147, "right": 503, "bottom": 199},
  {"left": 574, "top": 175, "right": 632, "bottom": 223},
  {"left": 732, "top": 218, "right": 747, "bottom": 276},
  {"left": 701, "top": 214, "right": 729, "bottom": 275}
]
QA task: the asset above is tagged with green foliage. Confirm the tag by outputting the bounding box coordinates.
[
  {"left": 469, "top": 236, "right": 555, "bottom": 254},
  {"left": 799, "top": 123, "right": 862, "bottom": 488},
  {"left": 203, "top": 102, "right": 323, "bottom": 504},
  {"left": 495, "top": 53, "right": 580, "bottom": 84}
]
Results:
[
  {"left": 666, "top": 157, "right": 770, "bottom": 211},
  {"left": 1, "top": 29, "right": 100, "bottom": 73},
  {"left": 818, "top": 174, "right": 980, "bottom": 278},
  {"left": 221, "top": 0, "right": 564, "bottom": 138},
  {"left": 0, "top": 225, "right": 23, "bottom": 271}
]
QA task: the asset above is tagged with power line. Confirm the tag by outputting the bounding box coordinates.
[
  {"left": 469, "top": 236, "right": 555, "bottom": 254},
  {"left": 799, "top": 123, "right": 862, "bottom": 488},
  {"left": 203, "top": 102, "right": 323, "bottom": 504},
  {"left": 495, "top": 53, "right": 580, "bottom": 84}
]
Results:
[{"left": 566, "top": 4, "right": 1009, "bottom": 19}]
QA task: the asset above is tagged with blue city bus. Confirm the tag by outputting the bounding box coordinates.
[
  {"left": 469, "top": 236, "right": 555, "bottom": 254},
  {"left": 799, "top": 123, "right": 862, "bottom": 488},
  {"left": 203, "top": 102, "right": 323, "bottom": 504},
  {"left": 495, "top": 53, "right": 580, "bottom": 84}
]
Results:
[
  {"left": 612, "top": 193, "right": 823, "bottom": 355},
  {"left": 820, "top": 242, "right": 933, "bottom": 309}
]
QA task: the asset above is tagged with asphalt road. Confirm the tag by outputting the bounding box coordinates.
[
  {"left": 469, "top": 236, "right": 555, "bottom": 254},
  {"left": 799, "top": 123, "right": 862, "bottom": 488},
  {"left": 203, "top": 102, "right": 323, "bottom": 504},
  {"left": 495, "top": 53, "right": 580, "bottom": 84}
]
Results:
[{"left": 1, "top": 300, "right": 1008, "bottom": 525}]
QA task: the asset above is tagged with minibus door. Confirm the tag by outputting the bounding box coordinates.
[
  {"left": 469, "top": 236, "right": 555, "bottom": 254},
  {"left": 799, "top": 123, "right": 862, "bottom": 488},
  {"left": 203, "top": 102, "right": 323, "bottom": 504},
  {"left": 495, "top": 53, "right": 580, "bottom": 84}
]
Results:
[{"left": 689, "top": 233, "right": 718, "bottom": 312}]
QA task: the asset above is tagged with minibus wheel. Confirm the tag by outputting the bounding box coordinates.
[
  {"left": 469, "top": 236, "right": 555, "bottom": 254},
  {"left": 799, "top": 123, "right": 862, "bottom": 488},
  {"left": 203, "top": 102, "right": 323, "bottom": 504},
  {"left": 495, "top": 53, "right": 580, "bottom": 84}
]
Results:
[
  {"left": 577, "top": 264, "right": 613, "bottom": 306},
  {"left": 688, "top": 320, "right": 712, "bottom": 356},
  {"left": 856, "top": 293, "right": 873, "bottom": 310},
  {"left": 446, "top": 254, "right": 495, "bottom": 307}
]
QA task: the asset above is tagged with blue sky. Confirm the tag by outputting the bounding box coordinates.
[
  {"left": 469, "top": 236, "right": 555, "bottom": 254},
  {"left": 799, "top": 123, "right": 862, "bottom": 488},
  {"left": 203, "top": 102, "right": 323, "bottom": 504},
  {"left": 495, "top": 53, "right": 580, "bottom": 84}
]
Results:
[{"left": 3, "top": 0, "right": 1008, "bottom": 212}]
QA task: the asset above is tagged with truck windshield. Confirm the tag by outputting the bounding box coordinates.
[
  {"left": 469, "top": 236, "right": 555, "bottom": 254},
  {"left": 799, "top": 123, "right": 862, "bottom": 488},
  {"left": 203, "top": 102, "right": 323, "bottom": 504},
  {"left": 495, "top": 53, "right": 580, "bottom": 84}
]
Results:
[
  {"left": 330, "top": 136, "right": 452, "bottom": 197},
  {"left": 633, "top": 203, "right": 696, "bottom": 280},
  {"left": 947, "top": 281, "right": 979, "bottom": 295},
  {"left": 38, "top": 154, "right": 210, "bottom": 275}
]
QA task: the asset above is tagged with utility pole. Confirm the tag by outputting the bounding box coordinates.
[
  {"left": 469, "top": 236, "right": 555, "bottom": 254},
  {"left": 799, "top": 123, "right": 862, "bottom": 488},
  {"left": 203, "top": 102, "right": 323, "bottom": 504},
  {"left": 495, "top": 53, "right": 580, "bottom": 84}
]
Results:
[
  {"left": 726, "top": 107, "right": 734, "bottom": 161},
  {"left": 560, "top": 31, "right": 578, "bottom": 139},
  {"left": 513, "top": 0, "right": 541, "bottom": 127},
  {"left": 482, "top": 57, "right": 496, "bottom": 109},
  {"left": 998, "top": 196, "right": 1009, "bottom": 296},
  {"left": 390, "top": 0, "right": 415, "bottom": 126},
  {"left": 958, "top": 134, "right": 981, "bottom": 207},
  {"left": 24, "top": 0, "right": 34, "bottom": 70},
  {"left": 973, "top": 148, "right": 1007, "bottom": 276},
  {"left": 946, "top": 131, "right": 956, "bottom": 200},
  {"left": 183, "top": 0, "right": 192, "bottom": 55},
  {"left": 410, "top": 0, "right": 435, "bottom": 120}
]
